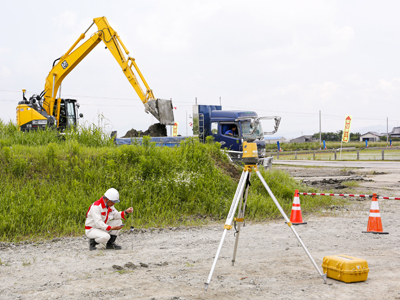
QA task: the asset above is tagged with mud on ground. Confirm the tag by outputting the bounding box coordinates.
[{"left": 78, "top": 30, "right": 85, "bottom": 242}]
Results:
[
  {"left": 273, "top": 164, "right": 398, "bottom": 195},
  {"left": 1, "top": 164, "right": 400, "bottom": 300}
]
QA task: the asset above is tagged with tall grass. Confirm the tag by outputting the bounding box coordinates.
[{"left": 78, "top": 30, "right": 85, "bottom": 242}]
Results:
[
  {"left": 0, "top": 119, "right": 114, "bottom": 147},
  {"left": 0, "top": 120, "right": 343, "bottom": 242}
]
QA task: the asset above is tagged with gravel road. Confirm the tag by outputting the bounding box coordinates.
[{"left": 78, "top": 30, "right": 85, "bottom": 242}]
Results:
[{"left": 1, "top": 162, "right": 400, "bottom": 300}]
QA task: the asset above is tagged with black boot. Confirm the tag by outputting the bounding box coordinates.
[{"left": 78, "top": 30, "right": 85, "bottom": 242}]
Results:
[
  {"left": 106, "top": 235, "right": 122, "bottom": 250},
  {"left": 89, "top": 238, "right": 98, "bottom": 251}
]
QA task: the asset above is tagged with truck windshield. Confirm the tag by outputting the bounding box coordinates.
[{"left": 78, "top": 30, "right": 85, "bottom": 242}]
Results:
[{"left": 241, "top": 121, "right": 263, "bottom": 140}]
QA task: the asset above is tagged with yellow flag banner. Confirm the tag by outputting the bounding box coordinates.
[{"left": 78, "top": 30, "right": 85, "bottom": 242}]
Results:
[
  {"left": 172, "top": 122, "right": 179, "bottom": 137},
  {"left": 342, "top": 115, "right": 352, "bottom": 143}
]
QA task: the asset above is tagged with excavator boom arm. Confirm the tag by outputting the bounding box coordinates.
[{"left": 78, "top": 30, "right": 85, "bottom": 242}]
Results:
[{"left": 42, "top": 16, "right": 174, "bottom": 125}]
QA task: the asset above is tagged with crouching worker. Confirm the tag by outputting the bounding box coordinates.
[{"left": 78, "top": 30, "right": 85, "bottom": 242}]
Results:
[{"left": 85, "top": 188, "right": 133, "bottom": 251}]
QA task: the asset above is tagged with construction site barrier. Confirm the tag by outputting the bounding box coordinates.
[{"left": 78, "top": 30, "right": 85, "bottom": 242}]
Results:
[
  {"left": 271, "top": 147, "right": 400, "bottom": 161},
  {"left": 299, "top": 192, "right": 400, "bottom": 200},
  {"left": 298, "top": 191, "right": 392, "bottom": 234}
]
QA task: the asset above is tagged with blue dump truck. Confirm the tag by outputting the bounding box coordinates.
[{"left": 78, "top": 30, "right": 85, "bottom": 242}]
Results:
[{"left": 115, "top": 104, "right": 280, "bottom": 163}]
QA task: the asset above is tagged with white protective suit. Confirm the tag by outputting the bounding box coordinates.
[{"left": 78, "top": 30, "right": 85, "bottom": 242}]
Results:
[{"left": 85, "top": 197, "right": 126, "bottom": 244}]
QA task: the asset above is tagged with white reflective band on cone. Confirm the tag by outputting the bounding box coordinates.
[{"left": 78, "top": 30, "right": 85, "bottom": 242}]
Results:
[
  {"left": 370, "top": 202, "right": 380, "bottom": 209},
  {"left": 369, "top": 213, "right": 381, "bottom": 217}
]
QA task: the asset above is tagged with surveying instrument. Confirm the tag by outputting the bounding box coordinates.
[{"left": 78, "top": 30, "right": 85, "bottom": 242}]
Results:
[{"left": 205, "top": 141, "right": 327, "bottom": 290}]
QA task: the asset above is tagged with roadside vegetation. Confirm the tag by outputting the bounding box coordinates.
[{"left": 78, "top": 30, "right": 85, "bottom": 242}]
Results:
[{"left": 0, "top": 120, "right": 345, "bottom": 242}]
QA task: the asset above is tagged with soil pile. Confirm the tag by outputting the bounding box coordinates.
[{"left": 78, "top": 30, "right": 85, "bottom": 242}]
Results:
[{"left": 122, "top": 123, "right": 167, "bottom": 138}]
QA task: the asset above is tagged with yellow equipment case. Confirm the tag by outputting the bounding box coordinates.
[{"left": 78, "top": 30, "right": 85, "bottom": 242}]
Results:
[{"left": 322, "top": 255, "right": 369, "bottom": 283}]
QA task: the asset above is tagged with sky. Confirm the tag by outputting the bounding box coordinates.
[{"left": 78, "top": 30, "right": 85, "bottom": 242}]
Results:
[{"left": 1, "top": 0, "right": 400, "bottom": 139}]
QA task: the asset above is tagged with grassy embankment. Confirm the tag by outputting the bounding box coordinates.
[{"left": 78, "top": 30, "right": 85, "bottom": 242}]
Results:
[{"left": 0, "top": 120, "right": 345, "bottom": 242}]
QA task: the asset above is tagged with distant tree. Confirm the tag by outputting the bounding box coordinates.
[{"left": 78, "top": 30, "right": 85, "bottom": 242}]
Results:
[
  {"left": 350, "top": 132, "right": 361, "bottom": 141},
  {"left": 381, "top": 135, "right": 400, "bottom": 142},
  {"left": 312, "top": 130, "right": 342, "bottom": 141}
]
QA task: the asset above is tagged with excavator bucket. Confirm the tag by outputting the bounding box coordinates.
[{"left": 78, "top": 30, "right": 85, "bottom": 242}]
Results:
[{"left": 146, "top": 99, "right": 175, "bottom": 125}]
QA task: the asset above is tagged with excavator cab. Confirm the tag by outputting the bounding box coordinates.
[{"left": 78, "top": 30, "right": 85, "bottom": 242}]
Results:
[
  {"left": 17, "top": 90, "right": 83, "bottom": 132},
  {"left": 53, "top": 99, "right": 83, "bottom": 130},
  {"left": 17, "top": 90, "right": 54, "bottom": 131}
]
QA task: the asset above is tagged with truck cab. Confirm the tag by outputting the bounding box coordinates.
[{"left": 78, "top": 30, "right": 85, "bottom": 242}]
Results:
[{"left": 193, "top": 105, "right": 272, "bottom": 161}]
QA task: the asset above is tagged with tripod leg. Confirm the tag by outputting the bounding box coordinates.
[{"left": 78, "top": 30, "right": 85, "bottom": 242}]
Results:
[
  {"left": 255, "top": 170, "right": 327, "bottom": 283},
  {"left": 205, "top": 170, "right": 249, "bottom": 291},
  {"left": 232, "top": 172, "right": 252, "bottom": 266}
]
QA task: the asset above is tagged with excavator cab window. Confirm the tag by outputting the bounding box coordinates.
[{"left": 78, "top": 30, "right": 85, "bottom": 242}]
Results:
[
  {"left": 53, "top": 99, "right": 77, "bottom": 130},
  {"left": 65, "top": 100, "right": 77, "bottom": 127}
]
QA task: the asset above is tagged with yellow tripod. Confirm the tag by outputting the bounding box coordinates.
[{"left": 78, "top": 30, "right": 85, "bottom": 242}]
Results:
[{"left": 205, "top": 142, "right": 326, "bottom": 290}]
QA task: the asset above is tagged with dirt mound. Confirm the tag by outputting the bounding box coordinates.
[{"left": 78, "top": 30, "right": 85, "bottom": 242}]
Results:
[{"left": 122, "top": 123, "right": 167, "bottom": 138}]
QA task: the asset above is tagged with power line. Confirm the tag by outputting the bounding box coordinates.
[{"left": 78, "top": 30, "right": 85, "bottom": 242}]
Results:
[
  {"left": 0, "top": 89, "right": 193, "bottom": 105},
  {"left": 2, "top": 89, "right": 400, "bottom": 122}
]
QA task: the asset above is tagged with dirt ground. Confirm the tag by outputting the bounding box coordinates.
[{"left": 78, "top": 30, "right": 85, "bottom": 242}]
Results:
[{"left": 1, "top": 162, "right": 400, "bottom": 300}]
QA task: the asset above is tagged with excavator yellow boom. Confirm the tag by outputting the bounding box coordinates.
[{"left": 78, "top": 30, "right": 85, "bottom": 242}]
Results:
[{"left": 42, "top": 16, "right": 174, "bottom": 125}]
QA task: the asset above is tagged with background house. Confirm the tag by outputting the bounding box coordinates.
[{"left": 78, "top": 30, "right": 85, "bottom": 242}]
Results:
[
  {"left": 359, "top": 132, "right": 384, "bottom": 142},
  {"left": 289, "top": 135, "right": 317, "bottom": 143},
  {"left": 390, "top": 127, "right": 400, "bottom": 138},
  {"left": 263, "top": 136, "right": 287, "bottom": 144}
]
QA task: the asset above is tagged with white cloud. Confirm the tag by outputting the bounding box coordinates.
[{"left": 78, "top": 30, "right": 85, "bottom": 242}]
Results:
[
  {"left": 330, "top": 25, "right": 355, "bottom": 51},
  {"left": 376, "top": 78, "right": 400, "bottom": 92},
  {"left": 136, "top": 1, "right": 222, "bottom": 52},
  {"left": 0, "top": 47, "right": 11, "bottom": 78},
  {"left": 0, "top": 65, "right": 11, "bottom": 77},
  {"left": 343, "top": 73, "right": 368, "bottom": 86},
  {"left": 311, "top": 82, "right": 340, "bottom": 101},
  {"left": 272, "top": 81, "right": 339, "bottom": 103},
  {"left": 52, "top": 11, "right": 78, "bottom": 30}
]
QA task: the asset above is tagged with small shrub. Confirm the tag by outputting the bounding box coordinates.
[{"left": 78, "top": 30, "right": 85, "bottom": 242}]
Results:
[
  {"left": 12, "top": 157, "right": 27, "bottom": 176},
  {"left": 46, "top": 143, "right": 58, "bottom": 163},
  {"left": 2, "top": 147, "right": 12, "bottom": 162}
]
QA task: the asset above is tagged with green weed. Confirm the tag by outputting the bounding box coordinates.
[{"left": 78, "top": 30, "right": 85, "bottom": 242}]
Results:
[
  {"left": 0, "top": 119, "right": 342, "bottom": 242},
  {"left": 342, "top": 181, "right": 360, "bottom": 187},
  {"left": 22, "top": 260, "right": 31, "bottom": 266}
]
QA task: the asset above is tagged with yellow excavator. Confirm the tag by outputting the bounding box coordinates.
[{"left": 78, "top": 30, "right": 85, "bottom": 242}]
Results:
[{"left": 16, "top": 16, "right": 174, "bottom": 131}]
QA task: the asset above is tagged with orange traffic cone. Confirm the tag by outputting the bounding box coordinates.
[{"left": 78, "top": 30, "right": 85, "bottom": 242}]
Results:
[
  {"left": 290, "top": 190, "right": 307, "bottom": 225},
  {"left": 362, "top": 193, "right": 388, "bottom": 234}
]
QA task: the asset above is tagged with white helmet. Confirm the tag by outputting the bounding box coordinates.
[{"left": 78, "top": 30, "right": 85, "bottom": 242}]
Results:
[{"left": 104, "top": 188, "right": 120, "bottom": 203}]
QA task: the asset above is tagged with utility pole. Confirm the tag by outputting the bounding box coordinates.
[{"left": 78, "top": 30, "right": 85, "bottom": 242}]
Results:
[
  {"left": 170, "top": 98, "right": 173, "bottom": 137},
  {"left": 319, "top": 110, "right": 322, "bottom": 150},
  {"left": 219, "top": 96, "right": 221, "bottom": 106},
  {"left": 387, "top": 117, "right": 389, "bottom": 147}
]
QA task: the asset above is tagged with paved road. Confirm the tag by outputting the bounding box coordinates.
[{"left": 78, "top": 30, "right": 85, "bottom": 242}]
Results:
[{"left": 273, "top": 160, "right": 400, "bottom": 171}]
